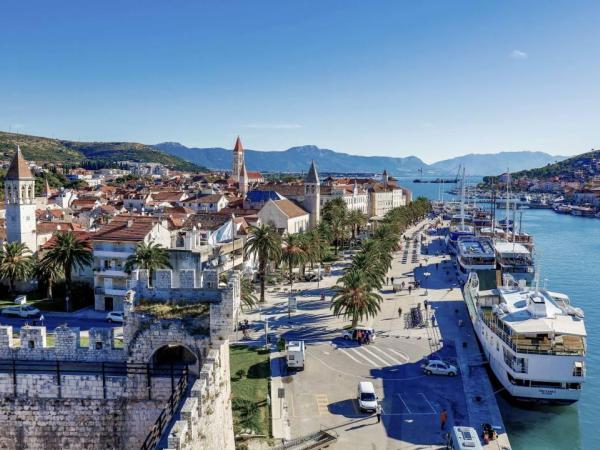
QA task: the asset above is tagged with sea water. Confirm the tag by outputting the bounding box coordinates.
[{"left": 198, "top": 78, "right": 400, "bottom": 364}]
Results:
[{"left": 399, "top": 177, "right": 599, "bottom": 450}]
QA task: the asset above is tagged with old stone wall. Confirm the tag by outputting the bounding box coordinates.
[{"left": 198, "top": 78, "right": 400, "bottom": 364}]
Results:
[
  {"left": 0, "top": 397, "right": 165, "bottom": 450},
  {"left": 165, "top": 341, "right": 235, "bottom": 450}
]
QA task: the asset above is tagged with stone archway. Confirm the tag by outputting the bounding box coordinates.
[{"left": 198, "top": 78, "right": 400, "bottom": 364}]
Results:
[
  {"left": 126, "top": 319, "right": 209, "bottom": 377},
  {"left": 151, "top": 343, "right": 200, "bottom": 375}
]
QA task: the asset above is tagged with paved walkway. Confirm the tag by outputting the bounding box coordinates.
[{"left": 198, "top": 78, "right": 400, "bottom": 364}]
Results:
[{"left": 234, "top": 217, "right": 510, "bottom": 449}]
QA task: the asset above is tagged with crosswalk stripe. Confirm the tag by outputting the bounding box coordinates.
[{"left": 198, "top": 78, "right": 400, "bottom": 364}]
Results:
[
  {"left": 361, "top": 347, "right": 393, "bottom": 367},
  {"left": 349, "top": 347, "right": 378, "bottom": 366},
  {"left": 339, "top": 348, "right": 363, "bottom": 364},
  {"left": 387, "top": 348, "right": 409, "bottom": 362},
  {"left": 369, "top": 346, "right": 404, "bottom": 366}
]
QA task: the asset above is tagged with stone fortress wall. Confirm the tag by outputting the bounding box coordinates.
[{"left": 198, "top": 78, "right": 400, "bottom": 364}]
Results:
[{"left": 0, "top": 271, "right": 241, "bottom": 450}]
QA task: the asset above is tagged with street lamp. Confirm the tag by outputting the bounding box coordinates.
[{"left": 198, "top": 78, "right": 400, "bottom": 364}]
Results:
[{"left": 423, "top": 272, "right": 431, "bottom": 296}]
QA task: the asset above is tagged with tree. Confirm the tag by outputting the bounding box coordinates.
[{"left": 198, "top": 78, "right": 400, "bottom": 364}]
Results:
[
  {"left": 0, "top": 242, "right": 34, "bottom": 293},
  {"left": 245, "top": 224, "right": 282, "bottom": 302},
  {"left": 281, "top": 233, "right": 306, "bottom": 292},
  {"left": 322, "top": 198, "right": 348, "bottom": 255},
  {"left": 240, "top": 276, "right": 258, "bottom": 311},
  {"left": 124, "top": 241, "right": 172, "bottom": 286},
  {"left": 36, "top": 257, "right": 63, "bottom": 299},
  {"left": 40, "top": 231, "right": 93, "bottom": 311},
  {"left": 331, "top": 270, "right": 382, "bottom": 328},
  {"left": 347, "top": 209, "right": 367, "bottom": 240}
]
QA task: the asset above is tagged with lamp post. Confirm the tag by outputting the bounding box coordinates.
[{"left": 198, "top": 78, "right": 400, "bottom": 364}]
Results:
[{"left": 424, "top": 272, "right": 431, "bottom": 296}]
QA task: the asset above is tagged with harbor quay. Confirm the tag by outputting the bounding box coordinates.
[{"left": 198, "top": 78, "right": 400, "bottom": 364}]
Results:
[{"left": 235, "top": 218, "right": 511, "bottom": 449}]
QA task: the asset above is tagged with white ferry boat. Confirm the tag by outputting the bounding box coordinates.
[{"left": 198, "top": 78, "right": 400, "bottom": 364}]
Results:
[
  {"left": 493, "top": 240, "right": 535, "bottom": 285},
  {"left": 456, "top": 236, "right": 496, "bottom": 282},
  {"left": 464, "top": 274, "right": 586, "bottom": 404}
]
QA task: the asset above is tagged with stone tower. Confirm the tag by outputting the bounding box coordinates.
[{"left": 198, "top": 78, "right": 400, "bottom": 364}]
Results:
[
  {"left": 231, "top": 136, "right": 244, "bottom": 182},
  {"left": 5, "top": 146, "right": 37, "bottom": 252},
  {"left": 239, "top": 161, "right": 248, "bottom": 197},
  {"left": 382, "top": 169, "right": 389, "bottom": 187},
  {"left": 303, "top": 160, "right": 320, "bottom": 229}
]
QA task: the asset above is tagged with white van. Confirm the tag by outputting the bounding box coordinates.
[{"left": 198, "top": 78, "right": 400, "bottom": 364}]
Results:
[
  {"left": 286, "top": 340, "right": 305, "bottom": 370},
  {"left": 449, "top": 426, "right": 483, "bottom": 450},
  {"left": 357, "top": 381, "right": 378, "bottom": 412}
]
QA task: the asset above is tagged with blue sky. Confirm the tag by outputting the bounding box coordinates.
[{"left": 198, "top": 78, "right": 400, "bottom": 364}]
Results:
[{"left": 1, "top": 1, "right": 599, "bottom": 163}]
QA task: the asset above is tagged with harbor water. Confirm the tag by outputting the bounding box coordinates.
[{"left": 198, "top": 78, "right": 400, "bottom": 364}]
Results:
[{"left": 400, "top": 177, "right": 599, "bottom": 450}]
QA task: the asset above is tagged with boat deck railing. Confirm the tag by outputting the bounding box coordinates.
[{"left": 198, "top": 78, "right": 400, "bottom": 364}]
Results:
[{"left": 480, "top": 312, "right": 585, "bottom": 356}]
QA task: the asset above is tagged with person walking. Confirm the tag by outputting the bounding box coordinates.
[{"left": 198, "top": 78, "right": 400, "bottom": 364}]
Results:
[
  {"left": 386, "top": 276, "right": 389, "bottom": 285},
  {"left": 408, "top": 285, "right": 412, "bottom": 295},
  {"left": 376, "top": 402, "right": 382, "bottom": 423},
  {"left": 440, "top": 408, "right": 448, "bottom": 430},
  {"left": 398, "top": 306, "right": 402, "bottom": 318}
]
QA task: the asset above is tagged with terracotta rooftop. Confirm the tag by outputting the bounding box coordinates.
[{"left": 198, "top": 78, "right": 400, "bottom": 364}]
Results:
[
  {"left": 92, "top": 215, "right": 163, "bottom": 242},
  {"left": 40, "top": 230, "right": 92, "bottom": 250},
  {"left": 271, "top": 199, "right": 308, "bottom": 218},
  {"left": 6, "top": 146, "right": 34, "bottom": 180}
]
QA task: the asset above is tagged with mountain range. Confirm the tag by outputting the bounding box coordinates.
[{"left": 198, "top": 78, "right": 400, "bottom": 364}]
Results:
[
  {"left": 155, "top": 142, "right": 565, "bottom": 176},
  {"left": 0, "top": 131, "right": 204, "bottom": 172}
]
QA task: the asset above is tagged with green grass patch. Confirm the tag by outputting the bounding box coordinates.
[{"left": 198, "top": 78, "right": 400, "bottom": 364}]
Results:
[
  {"left": 135, "top": 300, "right": 209, "bottom": 319},
  {"left": 230, "top": 345, "right": 271, "bottom": 437}
]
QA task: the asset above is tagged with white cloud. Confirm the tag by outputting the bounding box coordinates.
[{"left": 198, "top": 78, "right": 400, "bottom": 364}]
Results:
[
  {"left": 243, "top": 123, "right": 302, "bottom": 129},
  {"left": 509, "top": 50, "right": 528, "bottom": 60}
]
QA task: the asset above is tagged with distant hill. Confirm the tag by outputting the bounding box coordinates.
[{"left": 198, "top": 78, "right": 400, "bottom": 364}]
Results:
[
  {"left": 428, "top": 151, "right": 565, "bottom": 175},
  {"left": 0, "top": 131, "right": 205, "bottom": 172},
  {"left": 505, "top": 149, "right": 600, "bottom": 181},
  {"left": 155, "top": 143, "right": 426, "bottom": 174},
  {"left": 156, "top": 142, "right": 565, "bottom": 176}
]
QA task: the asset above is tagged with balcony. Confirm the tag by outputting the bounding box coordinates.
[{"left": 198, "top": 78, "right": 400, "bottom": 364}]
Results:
[
  {"left": 95, "top": 287, "right": 129, "bottom": 296},
  {"left": 94, "top": 267, "right": 129, "bottom": 278}
]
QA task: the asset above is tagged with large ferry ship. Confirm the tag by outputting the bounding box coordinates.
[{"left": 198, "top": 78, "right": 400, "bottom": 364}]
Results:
[{"left": 464, "top": 274, "right": 586, "bottom": 404}]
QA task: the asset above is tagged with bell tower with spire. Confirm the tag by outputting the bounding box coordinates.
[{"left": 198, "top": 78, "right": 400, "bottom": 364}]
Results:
[
  {"left": 5, "top": 146, "right": 37, "bottom": 252},
  {"left": 239, "top": 161, "right": 249, "bottom": 197},
  {"left": 303, "top": 160, "right": 321, "bottom": 229},
  {"left": 232, "top": 136, "right": 244, "bottom": 182}
]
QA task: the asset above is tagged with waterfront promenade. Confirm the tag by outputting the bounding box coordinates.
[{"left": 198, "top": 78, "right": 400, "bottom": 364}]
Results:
[{"left": 235, "top": 218, "right": 511, "bottom": 449}]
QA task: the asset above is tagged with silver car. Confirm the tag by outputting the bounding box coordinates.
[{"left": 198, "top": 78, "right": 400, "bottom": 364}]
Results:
[{"left": 422, "top": 360, "right": 458, "bottom": 376}]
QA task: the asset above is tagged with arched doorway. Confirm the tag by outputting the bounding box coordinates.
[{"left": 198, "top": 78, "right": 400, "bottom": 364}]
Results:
[{"left": 151, "top": 344, "right": 200, "bottom": 376}]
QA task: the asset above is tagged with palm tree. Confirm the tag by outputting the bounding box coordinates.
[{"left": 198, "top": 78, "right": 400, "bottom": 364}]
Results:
[
  {"left": 322, "top": 198, "right": 348, "bottom": 255},
  {"left": 41, "top": 231, "right": 93, "bottom": 311},
  {"left": 0, "top": 242, "right": 34, "bottom": 293},
  {"left": 36, "top": 257, "right": 63, "bottom": 300},
  {"left": 124, "top": 241, "right": 172, "bottom": 286},
  {"left": 331, "top": 270, "right": 382, "bottom": 328},
  {"left": 240, "top": 277, "right": 258, "bottom": 311},
  {"left": 245, "top": 224, "right": 282, "bottom": 302},
  {"left": 281, "top": 233, "right": 306, "bottom": 292},
  {"left": 347, "top": 209, "right": 367, "bottom": 240}
]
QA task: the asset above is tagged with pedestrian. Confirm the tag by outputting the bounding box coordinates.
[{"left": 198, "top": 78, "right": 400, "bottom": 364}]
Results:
[
  {"left": 424, "top": 299, "right": 428, "bottom": 310},
  {"left": 440, "top": 408, "right": 448, "bottom": 430},
  {"left": 401, "top": 281, "right": 405, "bottom": 289},
  {"left": 408, "top": 285, "right": 412, "bottom": 295},
  {"left": 376, "top": 402, "right": 382, "bottom": 423},
  {"left": 357, "top": 331, "right": 363, "bottom": 345},
  {"left": 432, "top": 315, "right": 437, "bottom": 327}
]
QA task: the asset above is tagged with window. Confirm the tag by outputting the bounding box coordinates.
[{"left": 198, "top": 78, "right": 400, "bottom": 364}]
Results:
[
  {"left": 28, "top": 340, "right": 35, "bottom": 349},
  {"left": 95, "top": 341, "right": 103, "bottom": 350}
]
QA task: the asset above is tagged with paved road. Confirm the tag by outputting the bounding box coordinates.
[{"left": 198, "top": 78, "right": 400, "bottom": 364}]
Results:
[{"left": 0, "top": 313, "right": 121, "bottom": 332}]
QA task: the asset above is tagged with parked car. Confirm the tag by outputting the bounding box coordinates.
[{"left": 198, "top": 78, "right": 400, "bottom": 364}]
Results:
[
  {"left": 421, "top": 359, "right": 457, "bottom": 376},
  {"left": 106, "top": 311, "right": 124, "bottom": 323},
  {"left": 341, "top": 327, "right": 376, "bottom": 342},
  {"left": 1, "top": 305, "right": 41, "bottom": 318},
  {"left": 304, "top": 271, "right": 323, "bottom": 282}
]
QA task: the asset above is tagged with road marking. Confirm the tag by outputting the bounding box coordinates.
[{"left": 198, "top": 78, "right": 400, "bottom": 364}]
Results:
[
  {"left": 368, "top": 346, "right": 404, "bottom": 366},
  {"left": 419, "top": 392, "right": 437, "bottom": 414},
  {"left": 315, "top": 394, "right": 329, "bottom": 416},
  {"left": 339, "top": 348, "right": 363, "bottom": 364},
  {"left": 387, "top": 348, "right": 410, "bottom": 362},
  {"left": 361, "top": 346, "right": 394, "bottom": 367},
  {"left": 397, "top": 394, "right": 412, "bottom": 414},
  {"left": 349, "top": 347, "right": 378, "bottom": 366}
]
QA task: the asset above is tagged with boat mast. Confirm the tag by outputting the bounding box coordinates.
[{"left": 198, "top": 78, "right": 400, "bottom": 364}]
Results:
[
  {"left": 505, "top": 169, "right": 510, "bottom": 234},
  {"left": 460, "top": 165, "right": 465, "bottom": 229}
]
